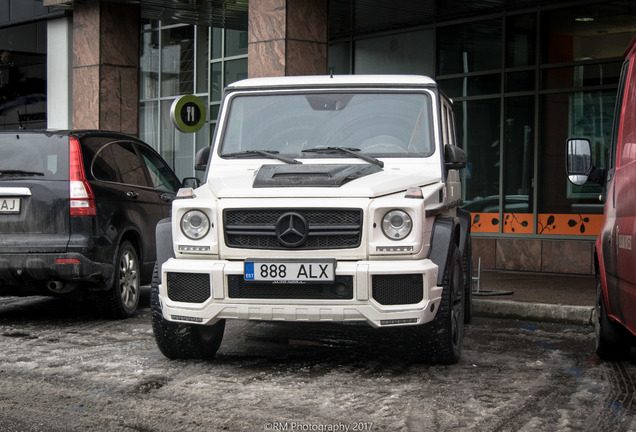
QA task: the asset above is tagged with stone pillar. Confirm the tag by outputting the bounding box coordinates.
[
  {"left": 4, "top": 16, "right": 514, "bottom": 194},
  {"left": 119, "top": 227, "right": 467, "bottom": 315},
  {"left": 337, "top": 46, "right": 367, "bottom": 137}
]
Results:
[
  {"left": 47, "top": 17, "right": 72, "bottom": 129},
  {"left": 248, "top": 0, "right": 328, "bottom": 78},
  {"left": 72, "top": 1, "right": 139, "bottom": 134}
]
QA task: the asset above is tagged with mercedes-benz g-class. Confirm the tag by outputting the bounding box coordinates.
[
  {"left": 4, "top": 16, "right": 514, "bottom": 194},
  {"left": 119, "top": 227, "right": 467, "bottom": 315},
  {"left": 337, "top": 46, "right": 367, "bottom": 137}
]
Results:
[{"left": 151, "top": 75, "right": 472, "bottom": 364}]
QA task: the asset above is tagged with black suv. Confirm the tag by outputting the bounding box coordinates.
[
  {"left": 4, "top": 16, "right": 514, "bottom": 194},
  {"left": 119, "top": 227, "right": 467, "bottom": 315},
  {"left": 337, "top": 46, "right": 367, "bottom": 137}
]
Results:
[{"left": 0, "top": 130, "right": 183, "bottom": 318}]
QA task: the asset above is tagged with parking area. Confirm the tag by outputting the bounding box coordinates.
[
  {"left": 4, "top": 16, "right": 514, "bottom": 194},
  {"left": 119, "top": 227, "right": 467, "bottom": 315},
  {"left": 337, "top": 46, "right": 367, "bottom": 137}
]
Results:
[{"left": 1, "top": 292, "right": 635, "bottom": 432}]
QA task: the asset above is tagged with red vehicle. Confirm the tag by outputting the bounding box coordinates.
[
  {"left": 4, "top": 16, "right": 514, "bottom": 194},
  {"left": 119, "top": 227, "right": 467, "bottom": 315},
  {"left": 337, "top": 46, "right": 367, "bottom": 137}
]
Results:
[{"left": 567, "top": 34, "right": 636, "bottom": 359}]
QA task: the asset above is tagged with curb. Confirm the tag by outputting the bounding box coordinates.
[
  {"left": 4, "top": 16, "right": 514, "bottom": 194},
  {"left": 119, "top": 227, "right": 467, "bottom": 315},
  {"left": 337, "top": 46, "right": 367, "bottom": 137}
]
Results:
[{"left": 473, "top": 299, "right": 595, "bottom": 326}]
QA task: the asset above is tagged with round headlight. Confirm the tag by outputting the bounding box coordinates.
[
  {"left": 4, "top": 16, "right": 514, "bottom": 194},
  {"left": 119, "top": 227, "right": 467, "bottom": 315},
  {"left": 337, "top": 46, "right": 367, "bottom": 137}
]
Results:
[
  {"left": 381, "top": 210, "right": 412, "bottom": 240},
  {"left": 180, "top": 210, "right": 210, "bottom": 240}
]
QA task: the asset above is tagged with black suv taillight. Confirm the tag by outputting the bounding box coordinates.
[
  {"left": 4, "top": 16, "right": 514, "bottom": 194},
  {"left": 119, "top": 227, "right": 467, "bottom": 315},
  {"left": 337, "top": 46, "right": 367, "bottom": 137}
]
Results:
[{"left": 68, "top": 136, "right": 96, "bottom": 216}]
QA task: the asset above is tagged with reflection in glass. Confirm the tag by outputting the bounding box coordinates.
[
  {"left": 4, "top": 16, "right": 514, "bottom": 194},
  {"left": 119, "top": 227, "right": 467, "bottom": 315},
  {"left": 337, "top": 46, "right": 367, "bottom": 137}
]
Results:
[
  {"left": 539, "top": 90, "right": 613, "bottom": 216},
  {"left": 212, "top": 27, "right": 223, "bottom": 59},
  {"left": 225, "top": 58, "right": 248, "bottom": 87},
  {"left": 506, "top": 14, "right": 536, "bottom": 68},
  {"left": 354, "top": 30, "right": 434, "bottom": 75},
  {"left": 438, "top": 75, "right": 501, "bottom": 99},
  {"left": 542, "top": 62, "right": 622, "bottom": 90},
  {"left": 139, "top": 101, "right": 159, "bottom": 151},
  {"left": 503, "top": 96, "right": 534, "bottom": 214},
  {"left": 211, "top": 62, "right": 222, "bottom": 101},
  {"left": 437, "top": 19, "right": 502, "bottom": 75},
  {"left": 161, "top": 26, "right": 194, "bottom": 97},
  {"left": 210, "top": 104, "right": 220, "bottom": 121},
  {"left": 225, "top": 29, "right": 248, "bottom": 57},
  {"left": 456, "top": 98, "right": 501, "bottom": 212},
  {"left": 328, "top": 42, "right": 351, "bottom": 75},
  {"left": 160, "top": 99, "right": 175, "bottom": 169},
  {"left": 196, "top": 26, "right": 209, "bottom": 94},
  {"left": 505, "top": 71, "right": 535, "bottom": 93},
  {"left": 140, "top": 30, "right": 159, "bottom": 99},
  {"left": 541, "top": 5, "right": 636, "bottom": 63}
]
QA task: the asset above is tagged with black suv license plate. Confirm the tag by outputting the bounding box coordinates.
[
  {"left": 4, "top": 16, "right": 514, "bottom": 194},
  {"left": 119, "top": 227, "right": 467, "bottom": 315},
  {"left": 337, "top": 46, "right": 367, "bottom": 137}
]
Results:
[{"left": 0, "top": 197, "right": 20, "bottom": 214}]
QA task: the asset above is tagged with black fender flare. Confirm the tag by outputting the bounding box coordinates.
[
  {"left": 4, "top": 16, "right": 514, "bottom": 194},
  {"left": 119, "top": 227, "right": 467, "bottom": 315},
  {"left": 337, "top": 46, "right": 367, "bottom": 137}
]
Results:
[
  {"left": 155, "top": 217, "right": 175, "bottom": 275},
  {"left": 427, "top": 215, "right": 460, "bottom": 286}
]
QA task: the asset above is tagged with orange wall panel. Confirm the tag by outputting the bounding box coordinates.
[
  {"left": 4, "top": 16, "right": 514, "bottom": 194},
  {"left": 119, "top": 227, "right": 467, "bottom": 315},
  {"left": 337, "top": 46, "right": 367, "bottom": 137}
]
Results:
[{"left": 469, "top": 212, "right": 603, "bottom": 236}]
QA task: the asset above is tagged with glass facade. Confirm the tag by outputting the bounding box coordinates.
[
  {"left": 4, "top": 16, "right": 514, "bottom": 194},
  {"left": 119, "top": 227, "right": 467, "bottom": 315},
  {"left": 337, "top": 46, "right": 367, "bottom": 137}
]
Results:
[
  {"left": 0, "top": 21, "right": 47, "bottom": 130},
  {"left": 139, "top": 1, "right": 636, "bottom": 239},
  {"left": 0, "top": 1, "right": 61, "bottom": 130},
  {"left": 139, "top": 21, "right": 247, "bottom": 181},
  {"left": 434, "top": 2, "right": 636, "bottom": 237}
]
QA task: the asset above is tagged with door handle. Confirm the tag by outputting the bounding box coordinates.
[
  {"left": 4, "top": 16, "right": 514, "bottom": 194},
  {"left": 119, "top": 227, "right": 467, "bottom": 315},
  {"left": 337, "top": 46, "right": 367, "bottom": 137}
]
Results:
[
  {"left": 126, "top": 191, "right": 139, "bottom": 199},
  {"left": 160, "top": 193, "right": 173, "bottom": 202}
]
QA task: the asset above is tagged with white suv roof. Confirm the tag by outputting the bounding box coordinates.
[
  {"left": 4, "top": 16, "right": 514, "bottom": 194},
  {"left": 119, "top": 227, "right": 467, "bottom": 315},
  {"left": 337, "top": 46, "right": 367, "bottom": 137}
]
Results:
[{"left": 226, "top": 74, "right": 437, "bottom": 90}]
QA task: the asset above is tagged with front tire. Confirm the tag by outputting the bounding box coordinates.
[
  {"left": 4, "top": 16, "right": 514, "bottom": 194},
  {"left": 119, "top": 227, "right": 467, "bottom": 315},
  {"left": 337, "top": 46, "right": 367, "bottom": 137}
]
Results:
[
  {"left": 409, "top": 244, "right": 465, "bottom": 364},
  {"left": 595, "top": 273, "right": 630, "bottom": 360},
  {"left": 150, "top": 263, "right": 225, "bottom": 360},
  {"left": 97, "top": 241, "right": 140, "bottom": 319}
]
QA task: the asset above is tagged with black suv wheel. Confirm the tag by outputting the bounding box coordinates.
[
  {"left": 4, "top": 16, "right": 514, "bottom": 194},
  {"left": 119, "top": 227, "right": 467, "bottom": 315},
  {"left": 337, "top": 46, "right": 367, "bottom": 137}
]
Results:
[{"left": 98, "top": 241, "right": 140, "bottom": 319}]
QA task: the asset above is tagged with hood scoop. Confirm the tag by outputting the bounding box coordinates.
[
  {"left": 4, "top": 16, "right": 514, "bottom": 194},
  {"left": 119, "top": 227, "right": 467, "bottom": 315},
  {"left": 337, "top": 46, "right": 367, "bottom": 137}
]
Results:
[{"left": 253, "top": 164, "right": 382, "bottom": 188}]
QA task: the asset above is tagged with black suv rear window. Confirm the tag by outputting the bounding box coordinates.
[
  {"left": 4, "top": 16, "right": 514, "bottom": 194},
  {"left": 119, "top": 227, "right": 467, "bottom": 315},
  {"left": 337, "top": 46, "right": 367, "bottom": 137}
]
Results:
[{"left": 0, "top": 133, "right": 69, "bottom": 181}]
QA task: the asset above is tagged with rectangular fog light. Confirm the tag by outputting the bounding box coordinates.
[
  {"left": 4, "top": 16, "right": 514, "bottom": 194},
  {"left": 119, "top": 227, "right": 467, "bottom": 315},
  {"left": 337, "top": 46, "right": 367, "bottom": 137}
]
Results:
[
  {"left": 376, "top": 246, "right": 414, "bottom": 252},
  {"left": 178, "top": 245, "right": 211, "bottom": 252},
  {"left": 380, "top": 318, "right": 418, "bottom": 326}
]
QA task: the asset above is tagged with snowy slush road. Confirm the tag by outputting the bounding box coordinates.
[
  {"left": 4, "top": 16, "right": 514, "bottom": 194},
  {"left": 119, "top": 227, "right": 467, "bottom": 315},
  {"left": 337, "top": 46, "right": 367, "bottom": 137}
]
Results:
[{"left": 0, "top": 293, "right": 635, "bottom": 432}]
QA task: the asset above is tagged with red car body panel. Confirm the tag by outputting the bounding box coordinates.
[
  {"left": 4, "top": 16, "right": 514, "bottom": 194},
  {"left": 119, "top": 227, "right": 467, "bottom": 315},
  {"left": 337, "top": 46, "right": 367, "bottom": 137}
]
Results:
[{"left": 600, "top": 33, "right": 636, "bottom": 335}]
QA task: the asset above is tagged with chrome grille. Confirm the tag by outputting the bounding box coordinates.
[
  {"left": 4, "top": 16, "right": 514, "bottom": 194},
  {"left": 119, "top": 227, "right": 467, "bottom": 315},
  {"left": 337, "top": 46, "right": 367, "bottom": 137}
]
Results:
[{"left": 224, "top": 208, "right": 363, "bottom": 249}]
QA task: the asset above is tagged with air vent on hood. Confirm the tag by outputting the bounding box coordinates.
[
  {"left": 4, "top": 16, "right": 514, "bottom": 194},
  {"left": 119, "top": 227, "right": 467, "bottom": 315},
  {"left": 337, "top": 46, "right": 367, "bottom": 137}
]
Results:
[{"left": 253, "top": 164, "right": 382, "bottom": 188}]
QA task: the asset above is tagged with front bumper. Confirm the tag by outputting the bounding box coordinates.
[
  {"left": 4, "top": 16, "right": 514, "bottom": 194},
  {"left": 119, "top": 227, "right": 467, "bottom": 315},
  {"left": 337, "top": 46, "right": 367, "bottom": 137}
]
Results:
[{"left": 158, "top": 258, "right": 442, "bottom": 328}]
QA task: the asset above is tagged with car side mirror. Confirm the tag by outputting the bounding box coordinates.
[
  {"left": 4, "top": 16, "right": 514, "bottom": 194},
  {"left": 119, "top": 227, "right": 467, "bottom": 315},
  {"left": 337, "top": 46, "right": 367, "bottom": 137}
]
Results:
[
  {"left": 194, "top": 146, "right": 211, "bottom": 171},
  {"left": 566, "top": 138, "right": 592, "bottom": 186},
  {"left": 444, "top": 144, "right": 467, "bottom": 170},
  {"left": 182, "top": 177, "right": 200, "bottom": 189}
]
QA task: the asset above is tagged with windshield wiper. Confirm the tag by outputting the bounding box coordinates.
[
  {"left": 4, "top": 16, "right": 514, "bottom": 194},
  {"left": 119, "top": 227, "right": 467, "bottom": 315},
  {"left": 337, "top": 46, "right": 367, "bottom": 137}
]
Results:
[
  {"left": 301, "top": 147, "right": 384, "bottom": 168},
  {"left": 222, "top": 150, "right": 301, "bottom": 165},
  {"left": 0, "top": 170, "right": 44, "bottom": 177}
]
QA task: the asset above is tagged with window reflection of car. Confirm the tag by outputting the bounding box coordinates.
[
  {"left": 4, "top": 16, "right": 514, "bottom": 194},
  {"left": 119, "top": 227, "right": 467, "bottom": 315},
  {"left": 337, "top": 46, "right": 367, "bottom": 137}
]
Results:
[{"left": 462, "top": 195, "right": 529, "bottom": 213}]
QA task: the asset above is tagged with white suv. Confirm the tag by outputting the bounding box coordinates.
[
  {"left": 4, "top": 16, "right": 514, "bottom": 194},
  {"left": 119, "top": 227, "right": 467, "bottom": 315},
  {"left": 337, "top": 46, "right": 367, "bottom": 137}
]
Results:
[{"left": 151, "top": 75, "right": 472, "bottom": 364}]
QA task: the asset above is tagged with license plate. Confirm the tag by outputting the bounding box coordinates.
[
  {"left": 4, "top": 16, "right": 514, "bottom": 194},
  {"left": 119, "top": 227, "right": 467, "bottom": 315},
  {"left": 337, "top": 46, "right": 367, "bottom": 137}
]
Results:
[
  {"left": 244, "top": 260, "right": 335, "bottom": 283},
  {"left": 0, "top": 197, "right": 20, "bottom": 214}
]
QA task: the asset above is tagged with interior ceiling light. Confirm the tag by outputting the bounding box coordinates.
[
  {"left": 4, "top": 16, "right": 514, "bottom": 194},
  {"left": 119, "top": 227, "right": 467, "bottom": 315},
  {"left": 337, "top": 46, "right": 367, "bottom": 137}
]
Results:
[{"left": 575, "top": 17, "right": 595, "bottom": 22}]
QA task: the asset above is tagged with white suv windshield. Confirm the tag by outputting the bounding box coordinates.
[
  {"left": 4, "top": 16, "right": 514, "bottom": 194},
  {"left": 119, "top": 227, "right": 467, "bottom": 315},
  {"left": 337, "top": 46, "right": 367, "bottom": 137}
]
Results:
[{"left": 220, "top": 92, "right": 435, "bottom": 158}]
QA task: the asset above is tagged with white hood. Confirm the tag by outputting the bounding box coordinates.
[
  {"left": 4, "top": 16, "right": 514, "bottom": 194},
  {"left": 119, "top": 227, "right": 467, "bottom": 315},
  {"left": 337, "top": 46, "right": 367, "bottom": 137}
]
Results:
[{"left": 207, "top": 161, "right": 442, "bottom": 199}]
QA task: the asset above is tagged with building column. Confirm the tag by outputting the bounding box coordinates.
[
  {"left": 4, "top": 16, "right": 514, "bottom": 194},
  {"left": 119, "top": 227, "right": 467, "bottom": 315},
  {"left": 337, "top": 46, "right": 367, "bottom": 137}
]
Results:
[
  {"left": 47, "top": 17, "right": 72, "bottom": 129},
  {"left": 248, "top": 0, "right": 328, "bottom": 78},
  {"left": 71, "top": 1, "right": 139, "bottom": 134}
]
